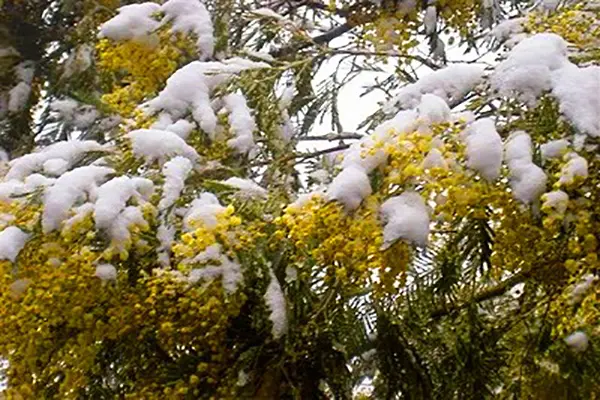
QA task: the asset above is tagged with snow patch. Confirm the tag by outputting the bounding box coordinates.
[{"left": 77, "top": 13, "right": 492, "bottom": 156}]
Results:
[
  {"left": 127, "top": 129, "right": 199, "bottom": 164},
  {"left": 0, "top": 226, "right": 30, "bottom": 262},
  {"left": 265, "top": 272, "right": 287, "bottom": 339},
  {"left": 504, "top": 131, "right": 547, "bottom": 204},
  {"left": 463, "top": 119, "right": 503, "bottom": 181},
  {"left": 161, "top": 0, "right": 214, "bottom": 57},
  {"left": 384, "top": 65, "right": 484, "bottom": 112},
  {"left": 159, "top": 156, "right": 193, "bottom": 210},
  {"left": 327, "top": 166, "right": 372, "bottom": 211},
  {"left": 43, "top": 166, "right": 114, "bottom": 233},
  {"left": 95, "top": 264, "right": 117, "bottom": 281},
  {"left": 221, "top": 177, "right": 267, "bottom": 198},
  {"left": 380, "top": 191, "right": 429, "bottom": 248}
]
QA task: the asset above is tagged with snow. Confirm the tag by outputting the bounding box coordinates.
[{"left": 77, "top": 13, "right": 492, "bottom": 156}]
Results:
[
  {"left": 157, "top": 223, "right": 175, "bottom": 266},
  {"left": 288, "top": 190, "right": 323, "bottom": 211},
  {"left": 221, "top": 177, "right": 267, "bottom": 198},
  {"left": 380, "top": 191, "right": 429, "bottom": 249},
  {"left": 99, "top": 0, "right": 214, "bottom": 56},
  {"left": 0, "top": 175, "right": 55, "bottom": 201},
  {"left": 251, "top": 8, "right": 285, "bottom": 20},
  {"left": 62, "top": 45, "right": 94, "bottom": 78},
  {"left": 491, "top": 18, "right": 525, "bottom": 42},
  {"left": 571, "top": 274, "right": 596, "bottom": 304},
  {"left": 90, "top": 176, "right": 153, "bottom": 246},
  {"left": 42, "top": 166, "right": 114, "bottom": 233},
  {"left": 51, "top": 98, "right": 79, "bottom": 118},
  {"left": 265, "top": 272, "right": 287, "bottom": 339},
  {"left": 565, "top": 331, "right": 589, "bottom": 352},
  {"left": 151, "top": 116, "right": 196, "bottom": 139},
  {"left": 131, "top": 177, "right": 155, "bottom": 201},
  {"left": 492, "top": 33, "right": 600, "bottom": 137},
  {"left": 8, "top": 82, "right": 31, "bottom": 112},
  {"left": 15, "top": 61, "right": 34, "bottom": 83},
  {"left": 559, "top": 152, "right": 588, "bottom": 185},
  {"left": 324, "top": 109, "right": 424, "bottom": 211},
  {"left": 223, "top": 93, "right": 257, "bottom": 155},
  {"left": 6, "top": 140, "right": 106, "bottom": 181},
  {"left": 161, "top": 0, "right": 214, "bottom": 57},
  {"left": 63, "top": 203, "right": 94, "bottom": 232},
  {"left": 99, "top": 3, "right": 161, "bottom": 41},
  {"left": 159, "top": 156, "right": 193, "bottom": 210},
  {"left": 463, "top": 119, "right": 503, "bottom": 181},
  {"left": 183, "top": 192, "right": 226, "bottom": 230},
  {"left": 551, "top": 65, "right": 600, "bottom": 137},
  {"left": 145, "top": 59, "right": 268, "bottom": 137},
  {"left": 72, "top": 107, "right": 99, "bottom": 129},
  {"left": 541, "top": 190, "right": 569, "bottom": 214},
  {"left": 108, "top": 206, "right": 148, "bottom": 248},
  {"left": 189, "top": 243, "right": 221, "bottom": 264},
  {"left": 342, "top": 110, "right": 418, "bottom": 173},
  {"left": 95, "top": 264, "right": 117, "bottom": 281},
  {"left": 327, "top": 165, "right": 372, "bottom": 211},
  {"left": 0, "top": 226, "right": 30, "bottom": 262},
  {"left": 189, "top": 265, "right": 222, "bottom": 283},
  {"left": 540, "top": 139, "right": 569, "bottom": 160},
  {"left": 245, "top": 50, "right": 275, "bottom": 63},
  {"left": 341, "top": 137, "right": 387, "bottom": 174},
  {"left": 422, "top": 148, "right": 447, "bottom": 169},
  {"left": 0, "top": 214, "right": 15, "bottom": 230},
  {"left": 383, "top": 65, "right": 485, "bottom": 112},
  {"left": 220, "top": 256, "right": 243, "bottom": 293},
  {"left": 43, "top": 158, "right": 69, "bottom": 176},
  {"left": 94, "top": 177, "right": 139, "bottom": 230},
  {"left": 126, "top": 129, "right": 199, "bottom": 164},
  {"left": 417, "top": 94, "right": 450, "bottom": 124},
  {"left": 279, "top": 84, "right": 295, "bottom": 110},
  {"left": 492, "top": 33, "right": 568, "bottom": 105},
  {"left": 309, "top": 169, "right": 329, "bottom": 183},
  {"left": 504, "top": 131, "right": 547, "bottom": 204},
  {"left": 541, "top": 0, "right": 560, "bottom": 10},
  {"left": 188, "top": 254, "right": 242, "bottom": 293},
  {"left": 424, "top": 6, "right": 437, "bottom": 35}
]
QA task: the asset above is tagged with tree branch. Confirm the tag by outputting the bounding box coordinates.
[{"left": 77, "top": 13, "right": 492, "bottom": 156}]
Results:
[
  {"left": 271, "top": 22, "right": 355, "bottom": 58},
  {"left": 299, "top": 0, "right": 350, "bottom": 17},
  {"left": 297, "top": 143, "right": 351, "bottom": 161},
  {"left": 252, "top": 143, "right": 350, "bottom": 167},
  {"left": 297, "top": 133, "right": 363, "bottom": 141},
  {"left": 430, "top": 271, "right": 528, "bottom": 319},
  {"left": 327, "top": 49, "right": 443, "bottom": 70}
]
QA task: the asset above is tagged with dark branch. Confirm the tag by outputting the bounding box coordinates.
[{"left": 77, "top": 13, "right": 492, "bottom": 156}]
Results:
[
  {"left": 252, "top": 143, "right": 350, "bottom": 167},
  {"left": 297, "top": 133, "right": 363, "bottom": 141},
  {"left": 271, "top": 22, "right": 354, "bottom": 58},
  {"left": 430, "top": 271, "right": 528, "bottom": 319}
]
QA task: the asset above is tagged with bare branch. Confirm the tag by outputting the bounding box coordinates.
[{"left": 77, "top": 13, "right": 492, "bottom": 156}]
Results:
[
  {"left": 270, "top": 22, "right": 355, "bottom": 58},
  {"left": 327, "top": 49, "right": 443, "bottom": 70},
  {"left": 297, "top": 133, "right": 363, "bottom": 141},
  {"left": 252, "top": 143, "right": 350, "bottom": 167}
]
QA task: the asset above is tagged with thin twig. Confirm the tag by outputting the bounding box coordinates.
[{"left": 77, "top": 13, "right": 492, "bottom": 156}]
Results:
[
  {"left": 297, "top": 133, "right": 363, "bottom": 141},
  {"left": 327, "top": 49, "right": 443, "bottom": 70},
  {"left": 252, "top": 143, "right": 350, "bottom": 167}
]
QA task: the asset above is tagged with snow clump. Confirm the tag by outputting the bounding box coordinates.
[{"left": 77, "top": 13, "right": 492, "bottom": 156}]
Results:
[{"left": 380, "top": 191, "right": 430, "bottom": 249}]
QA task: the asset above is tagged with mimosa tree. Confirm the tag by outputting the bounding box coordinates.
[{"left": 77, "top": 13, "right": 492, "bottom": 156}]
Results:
[{"left": 1, "top": 0, "right": 599, "bottom": 398}]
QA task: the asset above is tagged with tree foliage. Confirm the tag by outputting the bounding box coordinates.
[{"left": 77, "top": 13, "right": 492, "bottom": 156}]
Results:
[{"left": 0, "top": 0, "right": 600, "bottom": 398}]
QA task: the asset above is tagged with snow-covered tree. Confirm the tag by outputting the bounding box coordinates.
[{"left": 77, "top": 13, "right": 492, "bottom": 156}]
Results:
[{"left": 1, "top": 0, "right": 599, "bottom": 398}]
